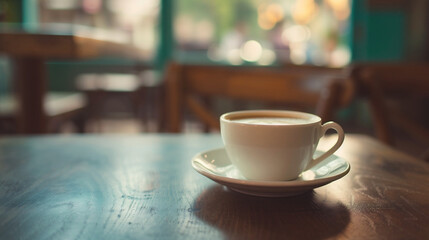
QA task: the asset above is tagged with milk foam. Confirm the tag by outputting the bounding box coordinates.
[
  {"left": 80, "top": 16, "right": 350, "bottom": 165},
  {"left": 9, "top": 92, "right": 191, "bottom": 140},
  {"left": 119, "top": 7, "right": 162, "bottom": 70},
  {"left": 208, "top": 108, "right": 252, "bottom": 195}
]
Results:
[{"left": 233, "top": 117, "right": 310, "bottom": 125}]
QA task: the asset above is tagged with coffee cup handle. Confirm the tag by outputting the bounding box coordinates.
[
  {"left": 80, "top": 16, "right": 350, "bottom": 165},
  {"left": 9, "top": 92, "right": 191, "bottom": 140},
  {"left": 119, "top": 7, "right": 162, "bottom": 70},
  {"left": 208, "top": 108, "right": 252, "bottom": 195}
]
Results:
[{"left": 305, "top": 121, "right": 345, "bottom": 170}]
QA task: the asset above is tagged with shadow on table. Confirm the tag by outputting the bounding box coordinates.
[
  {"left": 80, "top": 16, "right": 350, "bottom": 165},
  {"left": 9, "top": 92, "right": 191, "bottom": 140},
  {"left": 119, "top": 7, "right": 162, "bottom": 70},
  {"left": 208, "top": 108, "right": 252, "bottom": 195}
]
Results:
[{"left": 193, "top": 185, "right": 350, "bottom": 240}]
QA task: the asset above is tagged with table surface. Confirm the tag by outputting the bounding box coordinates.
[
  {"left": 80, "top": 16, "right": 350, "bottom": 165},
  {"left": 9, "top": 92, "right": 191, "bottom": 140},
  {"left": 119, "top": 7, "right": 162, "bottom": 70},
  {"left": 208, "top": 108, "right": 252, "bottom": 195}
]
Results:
[
  {"left": 0, "top": 25, "right": 148, "bottom": 59},
  {"left": 0, "top": 134, "right": 428, "bottom": 240}
]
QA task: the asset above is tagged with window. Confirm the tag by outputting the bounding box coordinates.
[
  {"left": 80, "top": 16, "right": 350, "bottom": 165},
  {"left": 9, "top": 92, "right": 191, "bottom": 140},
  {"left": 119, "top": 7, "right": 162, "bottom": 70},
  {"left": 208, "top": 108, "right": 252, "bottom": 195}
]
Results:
[
  {"left": 35, "top": 0, "right": 351, "bottom": 66},
  {"left": 38, "top": 0, "right": 160, "bottom": 60},
  {"left": 174, "top": 0, "right": 351, "bottom": 66}
]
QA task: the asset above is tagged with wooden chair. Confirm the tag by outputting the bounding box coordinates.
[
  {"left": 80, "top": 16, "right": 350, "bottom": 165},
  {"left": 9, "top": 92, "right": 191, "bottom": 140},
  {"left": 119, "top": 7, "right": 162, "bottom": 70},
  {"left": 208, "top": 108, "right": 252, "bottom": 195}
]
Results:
[
  {"left": 76, "top": 70, "right": 163, "bottom": 132},
  {"left": 350, "top": 62, "right": 429, "bottom": 160},
  {"left": 163, "top": 62, "right": 354, "bottom": 133},
  {"left": 0, "top": 92, "right": 87, "bottom": 134}
]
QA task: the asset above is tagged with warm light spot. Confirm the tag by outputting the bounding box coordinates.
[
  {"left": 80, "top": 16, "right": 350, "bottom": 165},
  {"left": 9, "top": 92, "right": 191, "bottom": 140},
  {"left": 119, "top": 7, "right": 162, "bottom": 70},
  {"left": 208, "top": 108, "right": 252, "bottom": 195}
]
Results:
[
  {"left": 292, "top": 0, "right": 319, "bottom": 24},
  {"left": 257, "top": 3, "right": 284, "bottom": 30},
  {"left": 330, "top": 46, "right": 351, "bottom": 67},
  {"left": 258, "top": 15, "right": 275, "bottom": 30},
  {"left": 283, "top": 25, "right": 311, "bottom": 44},
  {"left": 240, "top": 40, "right": 263, "bottom": 62},
  {"left": 325, "top": 0, "right": 350, "bottom": 20},
  {"left": 265, "top": 4, "right": 284, "bottom": 24}
]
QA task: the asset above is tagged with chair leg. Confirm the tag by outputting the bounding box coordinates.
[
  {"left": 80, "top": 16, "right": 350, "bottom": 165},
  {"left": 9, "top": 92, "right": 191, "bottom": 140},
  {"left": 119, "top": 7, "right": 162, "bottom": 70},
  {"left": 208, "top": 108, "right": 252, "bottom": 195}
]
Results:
[
  {"left": 73, "top": 113, "right": 87, "bottom": 133},
  {"left": 86, "top": 91, "right": 105, "bottom": 132},
  {"left": 133, "top": 87, "right": 147, "bottom": 131},
  {"left": 366, "top": 81, "right": 395, "bottom": 146},
  {"left": 421, "top": 149, "right": 429, "bottom": 163}
]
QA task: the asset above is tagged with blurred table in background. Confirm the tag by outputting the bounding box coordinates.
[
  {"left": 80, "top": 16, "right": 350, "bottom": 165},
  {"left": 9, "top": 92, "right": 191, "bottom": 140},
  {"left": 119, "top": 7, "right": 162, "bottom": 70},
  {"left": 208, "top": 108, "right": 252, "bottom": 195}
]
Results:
[
  {"left": 0, "top": 25, "right": 148, "bottom": 134},
  {"left": 0, "top": 134, "right": 428, "bottom": 239}
]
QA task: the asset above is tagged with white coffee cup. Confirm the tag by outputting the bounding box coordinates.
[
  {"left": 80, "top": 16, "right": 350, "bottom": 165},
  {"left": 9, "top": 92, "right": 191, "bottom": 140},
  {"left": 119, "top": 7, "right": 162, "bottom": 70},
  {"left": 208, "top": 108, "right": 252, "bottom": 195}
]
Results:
[{"left": 220, "top": 110, "right": 344, "bottom": 181}]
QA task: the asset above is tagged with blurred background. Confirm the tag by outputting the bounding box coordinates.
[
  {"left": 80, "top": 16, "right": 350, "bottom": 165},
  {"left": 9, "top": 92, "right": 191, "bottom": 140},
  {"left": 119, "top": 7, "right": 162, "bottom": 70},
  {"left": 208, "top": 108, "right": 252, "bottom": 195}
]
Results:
[
  {"left": 2, "top": 0, "right": 427, "bottom": 88},
  {"left": 0, "top": 0, "right": 428, "bottom": 158}
]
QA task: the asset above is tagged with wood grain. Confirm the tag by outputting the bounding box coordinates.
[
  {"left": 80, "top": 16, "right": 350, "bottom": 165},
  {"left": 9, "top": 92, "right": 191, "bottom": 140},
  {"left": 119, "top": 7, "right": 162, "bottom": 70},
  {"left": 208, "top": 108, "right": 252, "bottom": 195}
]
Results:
[
  {"left": 0, "top": 32, "right": 147, "bottom": 60},
  {"left": 0, "top": 134, "right": 428, "bottom": 240}
]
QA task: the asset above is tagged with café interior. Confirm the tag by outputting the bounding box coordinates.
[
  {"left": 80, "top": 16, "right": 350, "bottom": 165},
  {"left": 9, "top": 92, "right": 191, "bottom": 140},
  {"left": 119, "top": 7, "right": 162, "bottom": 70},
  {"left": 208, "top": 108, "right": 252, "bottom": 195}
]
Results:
[
  {"left": 0, "top": 1, "right": 428, "bottom": 157},
  {"left": 0, "top": 1, "right": 429, "bottom": 239}
]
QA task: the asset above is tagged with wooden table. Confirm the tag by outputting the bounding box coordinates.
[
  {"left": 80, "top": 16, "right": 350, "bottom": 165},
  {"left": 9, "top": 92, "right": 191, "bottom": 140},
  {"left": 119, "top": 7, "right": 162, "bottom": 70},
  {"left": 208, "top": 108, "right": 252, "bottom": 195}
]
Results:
[
  {"left": 0, "top": 27, "right": 147, "bottom": 134},
  {"left": 0, "top": 134, "right": 428, "bottom": 239}
]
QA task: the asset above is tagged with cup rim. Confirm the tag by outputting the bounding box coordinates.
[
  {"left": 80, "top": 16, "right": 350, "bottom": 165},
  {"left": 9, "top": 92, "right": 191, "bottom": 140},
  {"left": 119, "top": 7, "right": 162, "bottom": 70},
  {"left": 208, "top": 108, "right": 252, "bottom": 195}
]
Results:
[{"left": 220, "top": 110, "right": 321, "bottom": 126}]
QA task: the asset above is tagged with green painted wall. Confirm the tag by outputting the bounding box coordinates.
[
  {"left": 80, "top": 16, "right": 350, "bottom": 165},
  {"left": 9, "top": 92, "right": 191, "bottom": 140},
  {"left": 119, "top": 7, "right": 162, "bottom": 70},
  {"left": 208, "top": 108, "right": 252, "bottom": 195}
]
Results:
[
  {"left": 350, "top": 0, "right": 406, "bottom": 61},
  {"left": 156, "top": 0, "right": 174, "bottom": 72},
  {"left": 366, "top": 11, "right": 405, "bottom": 60}
]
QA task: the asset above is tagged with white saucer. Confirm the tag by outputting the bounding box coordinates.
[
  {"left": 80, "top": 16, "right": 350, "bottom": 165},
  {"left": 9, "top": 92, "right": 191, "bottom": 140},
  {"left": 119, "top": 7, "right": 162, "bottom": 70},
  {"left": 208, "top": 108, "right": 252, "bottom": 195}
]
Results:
[{"left": 191, "top": 148, "right": 350, "bottom": 197}]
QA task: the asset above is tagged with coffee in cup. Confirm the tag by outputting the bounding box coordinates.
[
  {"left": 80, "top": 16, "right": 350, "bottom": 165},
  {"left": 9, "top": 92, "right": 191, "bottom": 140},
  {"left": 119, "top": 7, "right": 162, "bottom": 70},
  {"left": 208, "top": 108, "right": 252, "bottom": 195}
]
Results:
[{"left": 220, "top": 110, "right": 344, "bottom": 181}]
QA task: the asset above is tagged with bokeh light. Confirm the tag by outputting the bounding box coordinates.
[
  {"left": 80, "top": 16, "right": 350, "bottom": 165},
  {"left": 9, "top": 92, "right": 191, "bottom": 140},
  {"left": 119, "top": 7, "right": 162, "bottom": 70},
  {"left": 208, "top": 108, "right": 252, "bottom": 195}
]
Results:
[
  {"left": 174, "top": 0, "right": 351, "bottom": 67},
  {"left": 292, "top": 0, "right": 319, "bottom": 24},
  {"left": 240, "top": 40, "right": 263, "bottom": 62},
  {"left": 283, "top": 25, "right": 311, "bottom": 44},
  {"left": 258, "top": 3, "right": 285, "bottom": 30},
  {"left": 325, "top": 0, "right": 350, "bottom": 20}
]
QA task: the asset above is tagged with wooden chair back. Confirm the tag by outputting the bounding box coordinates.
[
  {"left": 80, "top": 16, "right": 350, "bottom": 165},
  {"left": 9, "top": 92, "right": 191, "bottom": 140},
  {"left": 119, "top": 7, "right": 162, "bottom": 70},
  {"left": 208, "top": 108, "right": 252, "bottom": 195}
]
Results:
[
  {"left": 164, "top": 62, "right": 353, "bottom": 133},
  {"left": 350, "top": 62, "right": 429, "bottom": 150}
]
